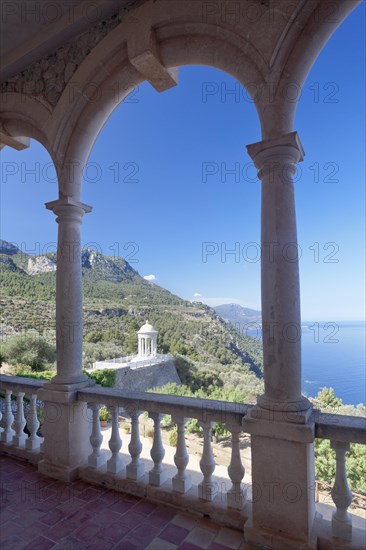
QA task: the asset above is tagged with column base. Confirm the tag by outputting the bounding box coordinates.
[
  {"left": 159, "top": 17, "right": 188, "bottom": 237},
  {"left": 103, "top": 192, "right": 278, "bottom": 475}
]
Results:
[
  {"left": 149, "top": 469, "right": 167, "bottom": 486},
  {"left": 38, "top": 459, "right": 80, "bottom": 482},
  {"left": 332, "top": 512, "right": 352, "bottom": 541},
  {"left": 126, "top": 461, "right": 145, "bottom": 480},
  {"left": 227, "top": 487, "right": 246, "bottom": 510},
  {"left": 37, "top": 388, "right": 92, "bottom": 481},
  {"left": 255, "top": 394, "right": 312, "bottom": 423},
  {"left": 243, "top": 411, "right": 316, "bottom": 545},
  {"left": 25, "top": 436, "right": 42, "bottom": 451},
  {"left": 107, "top": 458, "right": 125, "bottom": 475},
  {"left": 198, "top": 481, "right": 218, "bottom": 501},
  {"left": 40, "top": 378, "right": 95, "bottom": 394},
  {"left": 1, "top": 431, "right": 15, "bottom": 443},
  {"left": 13, "top": 434, "right": 27, "bottom": 447},
  {"left": 88, "top": 454, "right": 106, "bottom": 469},
  {"left": 172, "top": 474, "right": 192, "bottom": 494},
  {"left": 244, "top": 512, "right": 321, "bottom": 550}
]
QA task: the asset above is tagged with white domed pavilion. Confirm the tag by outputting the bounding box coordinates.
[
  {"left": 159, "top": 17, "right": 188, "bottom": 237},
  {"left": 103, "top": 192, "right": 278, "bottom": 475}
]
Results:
[{"left": 137, "top": 320, "right": 157, "bottom": 358}]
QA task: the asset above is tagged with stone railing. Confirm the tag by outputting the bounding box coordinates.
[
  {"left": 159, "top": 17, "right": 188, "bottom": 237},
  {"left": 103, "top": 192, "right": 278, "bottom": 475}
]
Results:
[
  {"left": 77, "top": 385, "right": 252, "bottom": 528},
  {"left": 315, "top": 411, "right": 366, "bottom": 541},
  {"left": 91, "top": 353, "right": 172, "bottom": 370},
  {"left": 0, "top": 375, "right": 46, "bottom": 463},
  {"left": 1, "top": 374, "right": 365, "bottom": 540}
]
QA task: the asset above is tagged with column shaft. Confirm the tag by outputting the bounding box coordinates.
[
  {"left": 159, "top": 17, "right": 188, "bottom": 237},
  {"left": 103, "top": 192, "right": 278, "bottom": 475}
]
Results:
[
  {"left": 247, "top": 132, "right": 308, "bottom": 410},
  {"left": 46, "top": 197, "right": 91, "bottom": 385}
]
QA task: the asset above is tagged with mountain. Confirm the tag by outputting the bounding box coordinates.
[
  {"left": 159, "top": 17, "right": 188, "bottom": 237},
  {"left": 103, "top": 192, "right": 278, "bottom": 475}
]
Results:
[
  {"left": 214, "top": 303, "right": 261, "bottom": 329},
  {"left": 0, "top": 240, "right": 263, "bottom": 383}
]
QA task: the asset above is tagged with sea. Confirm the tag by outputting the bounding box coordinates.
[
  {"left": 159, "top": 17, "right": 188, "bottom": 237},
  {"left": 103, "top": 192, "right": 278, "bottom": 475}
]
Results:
[{"left": 248, "top": 321, "right": 366, "bottom": 406}]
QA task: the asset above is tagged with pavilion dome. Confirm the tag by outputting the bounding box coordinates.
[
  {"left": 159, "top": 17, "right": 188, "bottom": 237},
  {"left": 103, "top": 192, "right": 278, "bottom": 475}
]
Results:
[{"left": 137, "top": 320, "right": 157, "bottom": 335}]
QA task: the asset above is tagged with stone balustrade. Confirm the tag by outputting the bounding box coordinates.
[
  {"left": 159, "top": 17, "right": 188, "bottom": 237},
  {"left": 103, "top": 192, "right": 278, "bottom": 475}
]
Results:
[
  {"left": 77, "top": 385, "right": 251, "bottom": 528},
  {"left": 0, "top": 375, "right": 46, "bottom": 463},
  {"left": 0, "top": 374, "right": 365, "bottom": 541},
  {"left": 315, "top": 411, "right": 366, "bottom": 541}
]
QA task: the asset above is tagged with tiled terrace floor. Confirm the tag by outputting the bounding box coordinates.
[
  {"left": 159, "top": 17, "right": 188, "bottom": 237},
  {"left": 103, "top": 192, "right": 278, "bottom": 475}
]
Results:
[{"left": 0, "top": 454, "right": 257, "bottom": 550}]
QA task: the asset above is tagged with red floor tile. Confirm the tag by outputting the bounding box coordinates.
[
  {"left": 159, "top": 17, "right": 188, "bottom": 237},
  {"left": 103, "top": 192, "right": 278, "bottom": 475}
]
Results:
[
  {"left": 160, "top": 523, "right": 190, "bottom": 544},
  {"left": 128, "top": 523, "right": 162, "bottom": 546},
  {"left": 143, "top": 505, "right": 177, "bottom": 528},
  {"left": 98, "top": 521, "right": 132, "bottom": 543},
  {"left": 23, "top": 535, "right": 55, "bottom": 549},
  {"left": 74, "top": 522, "right": 102, "bottom": 542},
  {"left": 0, "top": 534, "right": 27, "bottom": 550},
  {"left": 92, "top": 507, "right": 123, "bottom": 527},
  {"left": 119, "top": 509, "right": 146, "bottom": 526},
  {"left": 39, "top": 507, "right": 67, "bottom": 526},
  {"left": 0, "top": 455, "right": 250, "bottom": 550}
]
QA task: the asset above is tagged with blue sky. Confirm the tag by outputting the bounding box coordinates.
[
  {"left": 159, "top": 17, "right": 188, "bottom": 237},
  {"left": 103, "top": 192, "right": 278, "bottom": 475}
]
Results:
[{"left": 1, "top": 4, "right": 365, "bottom": 321}]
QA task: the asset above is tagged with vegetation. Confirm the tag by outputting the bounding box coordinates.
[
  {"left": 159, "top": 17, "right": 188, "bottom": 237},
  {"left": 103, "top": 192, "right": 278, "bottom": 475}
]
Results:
[
  {"left": 1, "top": 244, "right": 263, "bottom": 387},
  {"left": 310, "top": 388, "right": 366, "bottom": 493},
  {"left": 85, "top": 368, "right": 116, "bottom": 388},
  {"left": 2, "top": 244, "right": 364, "bottom": 494},
  {"left": 99, "top": 406, "right": 111, "bottom": 422},
  {"left": 1, "top": 332, "right": 56, "bottom": 371}
]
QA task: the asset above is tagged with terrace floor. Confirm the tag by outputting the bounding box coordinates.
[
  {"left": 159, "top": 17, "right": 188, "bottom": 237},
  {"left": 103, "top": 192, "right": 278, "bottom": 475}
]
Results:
[{"left": 0, "top": 454, "right": 257, "bottom": 550}]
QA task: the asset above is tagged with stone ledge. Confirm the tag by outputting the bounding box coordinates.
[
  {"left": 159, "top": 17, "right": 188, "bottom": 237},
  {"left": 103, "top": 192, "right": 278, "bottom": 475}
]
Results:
[
  {"left": 0, "top": 442, "right": 42, "bottom": 465},
  {"left": 78, "top": 465, "right": 250, "bottom": 531}
]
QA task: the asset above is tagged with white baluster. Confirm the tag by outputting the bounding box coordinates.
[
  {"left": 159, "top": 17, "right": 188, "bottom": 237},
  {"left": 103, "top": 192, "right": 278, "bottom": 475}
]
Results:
[
  {"left": 13, "top": 392, "right": 27, "bottom": 447},
  {"left": 126, "top": 410, "right": 144, "bottom": 480},
  {"left": 88, "top": 403, "right": 105, "bottom": 468},
  {"left": 331, "top": 440, "right": 352, "bottom": 541},
  {"left": 107, "top": 405, "right": 124, "bottom": 474},
  {"left": 25, "top": 394, "right": 42, "bottom": 451},
  {"left": 198, "top": 421, "right": 217, "bottom": 501},
  {"left": 172, "top": 415, "right": 191, "bottom": 493},
  {"left": 1, "top": 390, "right": 15, "bottom": 443},
  {"left": 149, "top": 412, "right": 167, "bottom": 486},
  {"left": 226, "top": 423, "right": 245, "bottom": 509}
]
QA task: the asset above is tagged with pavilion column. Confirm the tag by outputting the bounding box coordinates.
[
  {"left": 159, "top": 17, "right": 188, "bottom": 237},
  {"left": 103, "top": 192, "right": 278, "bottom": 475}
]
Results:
[
  {"left": 38, "top": 195, "right": 94, "bottom": 482},
  {"left": 243, "top": 132, "right": 316, "bottom": 550}
]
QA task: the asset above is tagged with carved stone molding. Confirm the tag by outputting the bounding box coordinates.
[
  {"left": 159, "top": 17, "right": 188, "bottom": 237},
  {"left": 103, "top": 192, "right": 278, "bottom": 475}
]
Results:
[{"left": 0, "top": 2, "right": 137, "bottom": 107}]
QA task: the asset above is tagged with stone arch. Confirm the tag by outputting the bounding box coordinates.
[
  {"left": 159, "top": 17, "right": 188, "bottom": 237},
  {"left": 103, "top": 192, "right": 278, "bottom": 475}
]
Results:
[
  {"left": 255, "top": 0, "right": 360, "bottom": 138},
  {"left": 49, "top": 10, "right": 267, "bottom": 198},
  {"left": 0, "top": 92, "right": 56, "bottom": 165}
]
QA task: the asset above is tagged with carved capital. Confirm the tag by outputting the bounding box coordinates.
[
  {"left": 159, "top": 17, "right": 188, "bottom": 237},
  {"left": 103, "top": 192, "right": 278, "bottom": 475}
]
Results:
[{"left": 45, "top": 196, "right": 92, "bottom": 223}]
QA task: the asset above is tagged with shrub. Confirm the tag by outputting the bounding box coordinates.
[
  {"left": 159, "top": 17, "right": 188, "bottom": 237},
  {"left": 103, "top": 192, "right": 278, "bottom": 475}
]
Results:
[
  {"left": 1, "top": 332, "right": 56, "bottom": 371},
  {"left": 86, "top": 368, "right": 116, "bottom": 388},
  {"left": 99, "top": 406, "right": 111, "bottom": 422},
  {"left": 169, "top": 428, "right": 178, "bottom": 447}
]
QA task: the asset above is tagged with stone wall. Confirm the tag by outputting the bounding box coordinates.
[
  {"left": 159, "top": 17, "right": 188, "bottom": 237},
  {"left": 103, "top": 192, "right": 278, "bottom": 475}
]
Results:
[{"left": 113, "top": 359, "right": 181, "bottom": 392}]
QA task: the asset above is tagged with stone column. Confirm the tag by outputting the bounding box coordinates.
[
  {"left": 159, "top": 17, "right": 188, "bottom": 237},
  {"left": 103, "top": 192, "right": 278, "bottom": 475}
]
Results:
[
  {"left": 46, "top": 196, "right": 92, "bottom": 386},
  {"left": 244, "top": 133, "right": 316, "bottom": 549},
  {"left": 247, "top": 131, "right": 309, "bottom": 414},
  {"left": 38, "top": 196, "right": 94, "bottom": 482}
]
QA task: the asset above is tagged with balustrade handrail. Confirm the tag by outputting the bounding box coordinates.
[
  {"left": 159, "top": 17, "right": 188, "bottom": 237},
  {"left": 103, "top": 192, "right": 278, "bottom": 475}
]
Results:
[
  {"left": 314, "top": 411, "right": 366, "bottom": 444},
  {"left": 77, "top": 385, "right": 252, "bottom": 425},
  {"left": 0, "top": 374, "right": 46, "bottom": 394}
]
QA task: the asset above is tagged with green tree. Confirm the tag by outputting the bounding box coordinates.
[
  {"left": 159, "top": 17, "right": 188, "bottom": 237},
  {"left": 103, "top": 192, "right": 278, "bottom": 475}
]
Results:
[
  {"left": 1, "top": 332, "right": 56, "bottom": 372},
  {"left": 314, "top": 387, "right": 343, "bottom": 408}
]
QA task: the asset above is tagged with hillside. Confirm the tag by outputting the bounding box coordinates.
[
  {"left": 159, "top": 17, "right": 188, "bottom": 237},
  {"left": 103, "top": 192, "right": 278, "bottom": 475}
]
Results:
[
  {"left": 214, "top": 304, "right": 261, "bottom": 329},
  {"left": 0, "top": 240, "right": 263, "bottom": 393}
]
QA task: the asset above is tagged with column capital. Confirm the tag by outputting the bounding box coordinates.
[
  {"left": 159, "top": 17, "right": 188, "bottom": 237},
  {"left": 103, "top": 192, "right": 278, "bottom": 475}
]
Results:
[
  {"left": 246, "top": 131, "right": 305, "bottom": 168},
  {"left": 45, "top": 196, "right": 92, "bottom": 218}
]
